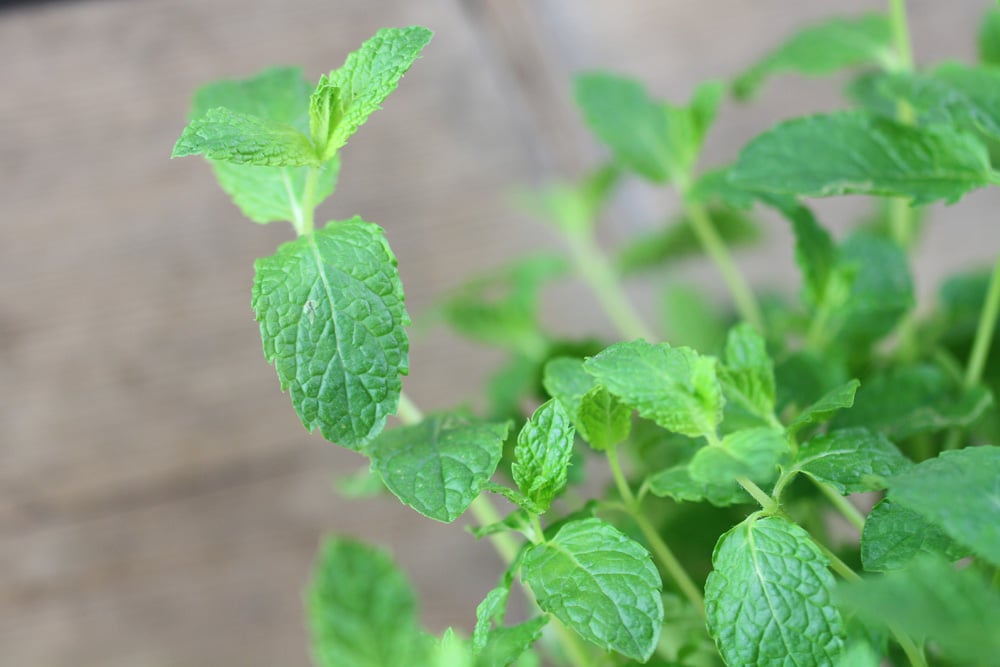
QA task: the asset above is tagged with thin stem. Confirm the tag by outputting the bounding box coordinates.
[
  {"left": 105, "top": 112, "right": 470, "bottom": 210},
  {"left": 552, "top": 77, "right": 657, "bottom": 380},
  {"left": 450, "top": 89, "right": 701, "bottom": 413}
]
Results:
[
  {"left": 565, "top": 230, "right": 656, "bottom": 341},
  {"left": 889, "top": 0, "right": 915, "bottom": 71},
  {"left": 396, "top": 391, "right": 424, "bottom": 424},
  {"left": 684, "top": 199, "right": 765, "bottom": 332},
  {"left": 634, "top": 512, "right": 706, "bottom": 616},
  {"left": 299, "top": 166, "right": 320, "bottom": 236},
  {"left": 736, "top": 476, "right": 779, "bottom": 514},
  {"left": 964, "top": 252, "right": 1000, "bottom": 389},
  {"left": 605, "top": 446, "right": 636, "bottom": 508},
  {"left": 529, "top": 512, "right": 546, "bottom": 545},
  {"left": 813, "top": 480, "right": 866, "bottom": 533}
]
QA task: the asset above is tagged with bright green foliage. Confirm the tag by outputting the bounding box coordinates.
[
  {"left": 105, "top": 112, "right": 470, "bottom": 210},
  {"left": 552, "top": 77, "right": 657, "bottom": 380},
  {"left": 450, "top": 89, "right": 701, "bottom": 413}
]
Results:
[
  {"left": 718, "top": 324, "right": 777, "bottom": 424},
  {"left": 521, "top": 165, "right": 620, "bottom": 234},
  {"left": 887, "top": 445, "right": 1000, "bottom": 566},
  {"left": 647, "top": 462, "right": 751, "bottom": 507},
  {"left": 617, "top": 206, "right": 761, "bottom": 275},
  {"left": 512, "top": 400, "right": 576, "bottom": 512},
  {"left": 367, "top": 412, "right": 510, "bottom": 522},
  {"left": 173, "top": 107, "right": 319, "bottom": 166},
  {"left": 730, "top": 110, "right": 996, "bottom": 205},
  {"left": 794, "top": 428, "right": 911, "bottom": 494},
  {"left": 836, "top": 557, "right": 1000, "bottom": 665},
  {"left": 787, "top": 379, "right": 860, "bottom": 435},
  {"left": 690, "top": 427, "right": 789, "bottom": 486},
  {"left": 576, "top": 385, "right": 632, "bottom": 450},
  {"left": 705, "top": 516, "right": 844, "bottom": 667},
  {"left": 476, "top": 618, "right": 547, "bottom": 667},
  {"left": 767, "top": 196, "right": 839, "bottom": 309},
  {"left": 584, "top": 340, "right": 723, "bottom": 438},
  {"left": 308, "top": 538, "right": 430, "bottom": 667},
  {"left": 310, "top": 27, "right": 432, "bottom": 160},
  {"left": 543, "top": 357, "right": 594, "bottom": 417},
  {"left": 980, "top": 7, "right": 1000, "bottom": 65},
  {"left": 733, "top": 14, "right": 895, "bottom": 99},
  {"left": 574, "top": 74, "right": 722, "bottom": 185},
  {"left": 861, "top": 499, "right": 970, "bottom": 572},
  {"left": 473, "top": 585, "right": 510, "bottom": 653},
  {"left": 252, "top": 218, "right": 409, "bottom": 448},
  {"left": 521, "top": 518, "right": 663, "bottom": 661},
  {"left": 832, "top": 363, "right": 993, "bottom": 438}
]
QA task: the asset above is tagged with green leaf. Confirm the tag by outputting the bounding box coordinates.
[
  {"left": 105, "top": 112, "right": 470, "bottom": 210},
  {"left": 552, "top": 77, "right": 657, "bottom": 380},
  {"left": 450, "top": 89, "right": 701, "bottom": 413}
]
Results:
[
  {"left": 521, "top": 518, "right": 663, "bottom": 661},
  {"left": 887, "top": 445, "right": 1000, "bottom": 566},
  {"left": 473, "top": 585, "right": 510, "bottom": 654},
  {"left": 795, "top": 428, "right": 912, "bottom": 494},
  {"left": 584, "top": 340, "right": 723, "bottom": 438},
  {"left": 310, "top": 26, "right": 433, "bottom": 160},
  {"left": 173, "top": 107, "right": 318, "bottom": 166},
  {"left": 705, "top": 516, "right": 844, "bottom": 667},
  {"left": 733, "top": 14, "right": 895, "bottom": 99},
  {"left": 861, "top": 499, "right": 971, "bottom": 572},
  {"left": 543, "top": 357, "right": 594, "bottom": 418},
  {"left": 646, "top": 463, "right": 752, "bottom": 507},
  {"left": 576, "top": 385, "right": 631, "bottom": 451},
  {"left": 730, "top": 110, "right": 996, "bottom": 205},
  {"left": 761, "top": 195, "right": 839, "bottom": 308},
  {"left": 719, "top": 324, "right": 777, "bottom": 424},
  {"left": 181, "top": 66, "right": 339, "bottom": 224},
  {"left": 831, "top": 363, "right": 993, "bottom": 439},
  {"left": 836, "top": 557, "right": 1000, "bottom": 665},
  {"left": 574, "top": 74, "right": 722, "bottom": 184},
  {"left": 616, "top": 205, "right": 761, "bottom": 275},
  {"left": 788, "top": 379, "right": 860, "bottom": 435},
  {"left": 252, "top": 218, "right": 409, "bottom": 448},
  {"left": 980, "top": 7, "right": 1000, "bottom": 66},
  {"left": 689, "top": 427, "right": 789, "bottom": 486},
  {"left": 477, "top": 619, "right": 547, "bottom": 667},
  {"left": 512, "top": 399, "right": 576, "bottom": 512},
  {"left": 659, "top": 284, "right": 727, "bottom": 353},
  {"left": 367, "top": 412, "right": 510, "bottom": 522},
  {"left": 308, "top": 538, "right": 429, "bottom": 667},
  {"left": 521, "top": 164, "right": 620, "bottom": 234}
]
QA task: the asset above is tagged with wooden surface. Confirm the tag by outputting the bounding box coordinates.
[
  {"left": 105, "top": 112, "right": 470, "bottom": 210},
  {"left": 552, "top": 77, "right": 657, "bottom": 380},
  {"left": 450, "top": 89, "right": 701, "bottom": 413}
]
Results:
[{"left": 1, "top": 1, "right": 997, "bottom": 665}]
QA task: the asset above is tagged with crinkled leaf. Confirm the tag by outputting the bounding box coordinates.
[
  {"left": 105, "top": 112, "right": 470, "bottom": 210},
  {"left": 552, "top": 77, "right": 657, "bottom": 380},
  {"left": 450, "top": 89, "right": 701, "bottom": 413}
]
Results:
[
  {"left": 705, "top": 516, "right": 844, "bottom": 667},
  {"left": 788, "top": 379, "right": 860, "bottom": 435},
  {"left": 836, "top": 557, "right": 1000, "bottom": 665},
  {"left": 861, "top": 499, "right": 971, "bottom": 572},
  {"left": 831, "top": 363, "right": 993, "bottom": 439},
  {"left": 473, "top": 585, "right": 510, "bottom": 654},
  {"left": 576, "top": 385, "right": 631, "bottom": 451},
  {"left": 690, "top": 427, "right": 789, "bottom": 486},
  {"left": 617, "top": 205, "right": 761, "bottom": 275},
  {"left": 887, "top": 445, "right": 1000, "bottom": 566},
  {"left": 368, "top": 412, "right": 510, "bottom": 522},
  {"left": 252, "top": 218, "right": 409, "bottom": 448},
  {"left": 733, "top": 14, "right": 895, "bottom": 99},
  {"left": 512, "top": 400, "right": 575, "bottom": 512},
  {"left": 310, "top": 26, "right": 432, "bottom": 160},
  {"left": 719, "top": 324, "right": 777, "bottom": 424},
  {"left": 521, "top": 518, "right": 663, "bottom": 661},
  {"left": 308, "top": 538, "right": 429, "bottom": 667},
  {"left": 173, "top": 107, "right": 318, "bottom": 166},
  {"left": 795, "top": 428, "right": 912, "bottom": 494},
  {"left": 584, "top": 340, "right": 723, "bottom": 438},
  {"left": 980, "top": 7, "right": 1000, "bottom": 66},
  {"left": 647, "top": 463, "right": 752, "bottom": 507},
  {"left": 730, "top": 110, "right": 996, "bottom": 205}
]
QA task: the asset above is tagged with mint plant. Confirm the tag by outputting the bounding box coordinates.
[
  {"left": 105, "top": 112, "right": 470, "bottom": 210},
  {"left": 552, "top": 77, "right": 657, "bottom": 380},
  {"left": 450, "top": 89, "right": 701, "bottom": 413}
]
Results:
[{"left": 173, "top": 5, "right": 1000, "bottom": 666}]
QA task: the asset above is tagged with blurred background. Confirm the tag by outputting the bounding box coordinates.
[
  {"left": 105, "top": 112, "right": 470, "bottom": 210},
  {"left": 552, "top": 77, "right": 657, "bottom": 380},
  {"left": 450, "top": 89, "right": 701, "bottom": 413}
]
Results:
[{"left": 2, "top": 0, "right": 999, "bottom": 665}]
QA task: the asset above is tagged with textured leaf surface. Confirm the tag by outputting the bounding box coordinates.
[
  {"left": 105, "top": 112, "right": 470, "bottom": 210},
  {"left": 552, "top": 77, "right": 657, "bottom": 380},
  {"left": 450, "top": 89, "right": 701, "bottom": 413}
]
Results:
[
  {"left": 646, "top": 464, "right": 751, "bottom": 507},
  {"left": 730, "top": 111, "right": 996, "bottom": 205},
  {"left": 182, "top": 66, "right": 338, "bottom": 223},
  {"left": 719, "top": 324, "right": 777, "bottom": 423},
  {"left": 477, "top": 618, "right": 547, "bottom": 667},
  {"left": 308, "top": 538, "right": 428, "bottom": 667},
  {"left": 788, "top": 380, "right": 859, "bottom": 435},
  {"left": 832, "top": 363, "right": 993, "bottom": 438},
  {"left": 576, "top": 385, "right": 631, "bottom": 451},
  {"left": 473, "top": 585, "right": 510, "bottom": 653},
  {"left": 368, "top": 412, "right": 510, "bottom": 522},
  {"left": 311, "top": 26, "right": 432, "bottom": 158},
  {"left": 521, "top": 518, "right": 663, "bottom": 661},
  {"left": 733, "top": 14, "right": 894, "bottom": 98},
  {"left": 252, "top": 218, "right": 409, "bottom": 448},
  {"left": 888, "top": 446, "right": 1000, "bottom": 566},
  {"left": 861, "top": 499, "right": 971, "bottom": 572},
  {"left": 690, "top": 427, "right": 789, "bottom": 486},
  {"left": 795, "top": 428, "right": 912, "bottom": 494},
  {"left": 705, "top": 516, "right": 844, "bottom": 667},
  {"left": 173, "top": 107, "right": 318, "bottom": 166},
  {"left": 585, "top": 340, "right": 722, "bottom": 438},
  {"left": 837, "top": 557, "right": 1000, "bottom": 664},
  {"left": 512, "top": 400, "right": 576, "bottom": 512}
]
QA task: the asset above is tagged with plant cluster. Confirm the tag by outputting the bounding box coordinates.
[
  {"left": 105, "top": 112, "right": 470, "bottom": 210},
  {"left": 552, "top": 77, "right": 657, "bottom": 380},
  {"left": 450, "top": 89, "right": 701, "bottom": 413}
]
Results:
[{"left": 173, "top": 4, "right": 1000, "bottom": 666}]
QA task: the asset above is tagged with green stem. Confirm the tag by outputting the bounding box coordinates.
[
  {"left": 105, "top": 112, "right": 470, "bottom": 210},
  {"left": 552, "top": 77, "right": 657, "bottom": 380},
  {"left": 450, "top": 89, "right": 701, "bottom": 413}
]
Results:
[
  {"left": 888, "top": 0, "right": 917, "bottom": 249},
  {"left": 964, "top": 252, "right": 1000, "bottom": 389},
  {"left": 889, "top": 0, "right": 915, "bottom": 71},
  {"left": 565, "top": 230, "right": 656, "bottom": 341},
  {"left": 605, "top": 446, "right": 636, "bottom": 507},
  {"left": 396, "top": 392, "right": 424, "bottom": 424},
  {"left": 299, "top": 166, "right": 320, "bottom": 236},
  {"left": 684, "top": 199, "right": 765, "bottom": 332},
  {"left": 736, "top": 476, "right": 779, "bottom": 514},
  {"left": 813, "top": 480, "right": 866, "bottom": 533},
  {"left": 529, "top": 512, "right": 546, "bottom": 545}
]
